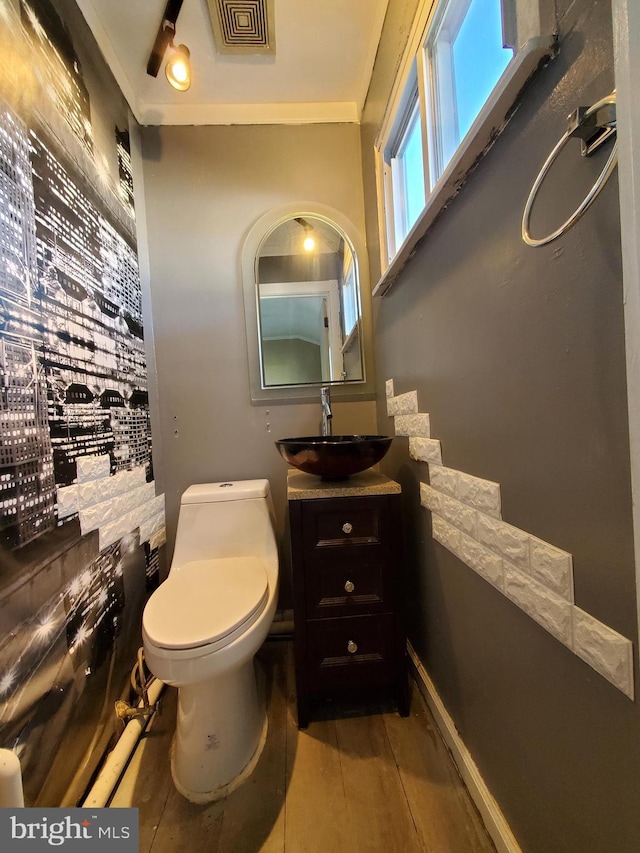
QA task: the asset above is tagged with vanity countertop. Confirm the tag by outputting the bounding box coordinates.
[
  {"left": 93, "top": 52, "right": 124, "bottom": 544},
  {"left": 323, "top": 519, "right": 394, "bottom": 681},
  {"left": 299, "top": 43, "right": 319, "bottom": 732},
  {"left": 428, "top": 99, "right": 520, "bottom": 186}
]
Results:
[{"left": 286, "top": 468, "right": 400, "bottom": 500}]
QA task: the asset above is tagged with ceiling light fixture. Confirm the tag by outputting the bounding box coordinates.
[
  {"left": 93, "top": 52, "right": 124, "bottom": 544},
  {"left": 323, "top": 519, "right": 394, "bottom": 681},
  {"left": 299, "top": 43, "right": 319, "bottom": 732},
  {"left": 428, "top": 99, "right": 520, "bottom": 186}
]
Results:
[
  {"left": 147, "top": 0, "right": 191, "bottom": 92},
  {"left": 165, "top": 44, "right": 191, "bottom": 91},
  {"left": 295, "top": 217, "right": 316, "bottom": 252}
]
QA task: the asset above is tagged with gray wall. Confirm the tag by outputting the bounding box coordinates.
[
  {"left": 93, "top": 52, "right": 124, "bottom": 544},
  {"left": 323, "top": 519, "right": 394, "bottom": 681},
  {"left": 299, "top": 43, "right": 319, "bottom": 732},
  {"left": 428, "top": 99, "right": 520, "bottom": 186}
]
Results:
[
  {"left": 362, "top": 0, "right": 640, "bottom": 851},
  {"left": 138, "top": 123, "right": 376, "bottom": 606}
]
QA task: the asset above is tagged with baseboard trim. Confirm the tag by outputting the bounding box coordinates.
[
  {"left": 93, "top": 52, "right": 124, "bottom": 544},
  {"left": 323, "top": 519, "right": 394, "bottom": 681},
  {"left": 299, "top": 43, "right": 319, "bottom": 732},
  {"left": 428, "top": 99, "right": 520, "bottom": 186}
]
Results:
[{"left": 407, "top": 642, "right": 522, "bottom": 853}]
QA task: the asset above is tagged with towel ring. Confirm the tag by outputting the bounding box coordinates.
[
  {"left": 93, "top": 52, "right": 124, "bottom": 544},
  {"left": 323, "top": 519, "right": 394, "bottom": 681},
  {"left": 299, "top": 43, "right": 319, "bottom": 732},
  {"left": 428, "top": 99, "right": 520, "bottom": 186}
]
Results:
[{"left": 522, "top": 92, "right": 618, "bottom": 248}]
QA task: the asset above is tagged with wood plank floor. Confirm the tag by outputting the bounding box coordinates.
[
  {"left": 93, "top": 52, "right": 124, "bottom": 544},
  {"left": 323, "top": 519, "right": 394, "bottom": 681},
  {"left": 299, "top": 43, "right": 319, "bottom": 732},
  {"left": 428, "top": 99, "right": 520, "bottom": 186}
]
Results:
[{"left": 112, "top": 640, "right": 495, "bottom": 853}]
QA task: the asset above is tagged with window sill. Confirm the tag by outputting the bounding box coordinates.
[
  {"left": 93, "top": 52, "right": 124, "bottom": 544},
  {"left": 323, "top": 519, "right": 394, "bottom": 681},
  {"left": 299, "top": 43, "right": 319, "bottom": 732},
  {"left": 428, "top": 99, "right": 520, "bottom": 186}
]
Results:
[
  {"left": 373, "top": 35, "right": 556, "bottom": 298},
  {"left": 341, "top": 323, "right": 359, "bottom": 354}
]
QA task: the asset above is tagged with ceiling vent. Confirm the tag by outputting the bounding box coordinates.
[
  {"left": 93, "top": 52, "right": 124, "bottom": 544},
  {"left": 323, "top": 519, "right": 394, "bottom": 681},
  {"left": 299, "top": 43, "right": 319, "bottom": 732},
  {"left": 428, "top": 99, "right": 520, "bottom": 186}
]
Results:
[{"left": 206, "top": 0, "right": 276, "bottom": 55}]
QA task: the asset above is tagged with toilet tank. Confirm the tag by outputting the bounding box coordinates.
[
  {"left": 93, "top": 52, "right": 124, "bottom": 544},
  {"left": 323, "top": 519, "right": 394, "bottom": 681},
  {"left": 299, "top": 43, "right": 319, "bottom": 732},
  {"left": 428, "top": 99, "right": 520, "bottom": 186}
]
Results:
[{"left": 171, "top": 480, "right": 278, "bottom": 570}]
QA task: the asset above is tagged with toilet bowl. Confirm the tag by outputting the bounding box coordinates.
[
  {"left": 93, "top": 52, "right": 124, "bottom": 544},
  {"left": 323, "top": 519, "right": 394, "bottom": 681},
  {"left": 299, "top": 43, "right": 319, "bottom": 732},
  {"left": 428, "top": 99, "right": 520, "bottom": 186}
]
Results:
[{"left": 142, "top": 480, "right": 279, "bottom": 803}]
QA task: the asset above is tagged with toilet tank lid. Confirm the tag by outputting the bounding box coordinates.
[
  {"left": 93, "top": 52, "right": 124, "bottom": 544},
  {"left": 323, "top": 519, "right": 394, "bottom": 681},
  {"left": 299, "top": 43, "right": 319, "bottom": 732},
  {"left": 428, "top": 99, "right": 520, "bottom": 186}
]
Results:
[{"left": 181, "top": 479, "right": 270, "bottom": 504}]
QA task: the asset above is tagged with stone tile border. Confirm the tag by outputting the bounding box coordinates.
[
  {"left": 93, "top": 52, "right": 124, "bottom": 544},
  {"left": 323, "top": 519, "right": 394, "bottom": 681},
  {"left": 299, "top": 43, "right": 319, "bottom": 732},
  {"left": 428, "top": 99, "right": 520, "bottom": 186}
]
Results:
[
  {"left": 386, "top": 390, "right": 418, "bottom": 416},
  {"left": 396, "top": 413, "right": 431, "bottom": 437},
  {"left": 388, "top": 381, "right": 634, "bottom": 699}
]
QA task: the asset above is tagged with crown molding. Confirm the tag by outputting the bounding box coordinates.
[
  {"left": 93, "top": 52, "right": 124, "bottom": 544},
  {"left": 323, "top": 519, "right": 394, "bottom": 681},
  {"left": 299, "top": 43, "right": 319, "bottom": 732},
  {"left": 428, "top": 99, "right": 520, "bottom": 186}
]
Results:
[{"left": 138, "top": 100, "right": 360, "bottom": 126}]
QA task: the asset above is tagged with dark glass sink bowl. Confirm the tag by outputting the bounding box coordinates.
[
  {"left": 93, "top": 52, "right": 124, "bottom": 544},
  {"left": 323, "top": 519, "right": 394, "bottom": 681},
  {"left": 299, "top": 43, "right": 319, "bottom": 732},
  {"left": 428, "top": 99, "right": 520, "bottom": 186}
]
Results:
[{"left": 275, "top": 435, "right": 393, "bottom": 480}]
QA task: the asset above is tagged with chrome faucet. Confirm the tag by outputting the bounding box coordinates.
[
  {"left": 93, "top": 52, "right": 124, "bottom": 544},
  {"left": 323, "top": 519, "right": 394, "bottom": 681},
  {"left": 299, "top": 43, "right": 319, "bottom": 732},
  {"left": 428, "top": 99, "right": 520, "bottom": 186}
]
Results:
[{"left": 320, "top": 385, "right": 333, "bottom": 436}]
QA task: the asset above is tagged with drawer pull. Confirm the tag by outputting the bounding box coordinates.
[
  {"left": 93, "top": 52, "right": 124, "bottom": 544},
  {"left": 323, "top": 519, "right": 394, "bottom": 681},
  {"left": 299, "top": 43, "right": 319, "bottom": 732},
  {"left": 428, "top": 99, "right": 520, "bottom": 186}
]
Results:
[
  {"left": 344, "top": 580, "right": 355, "bottom": 593},
  {"left": 347, "top": 640, "right": 358, "bottom": 654},
  {"left": 342, "top": 522, "right": 353, "bottom": 534}
]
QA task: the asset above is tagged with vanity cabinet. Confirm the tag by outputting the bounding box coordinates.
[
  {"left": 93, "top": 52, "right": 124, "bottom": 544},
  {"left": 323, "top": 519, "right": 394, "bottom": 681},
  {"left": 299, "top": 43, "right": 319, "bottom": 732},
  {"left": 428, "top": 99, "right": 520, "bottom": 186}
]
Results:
[{"left": 287, "top": 470, "right": 409, "bottom": 728}]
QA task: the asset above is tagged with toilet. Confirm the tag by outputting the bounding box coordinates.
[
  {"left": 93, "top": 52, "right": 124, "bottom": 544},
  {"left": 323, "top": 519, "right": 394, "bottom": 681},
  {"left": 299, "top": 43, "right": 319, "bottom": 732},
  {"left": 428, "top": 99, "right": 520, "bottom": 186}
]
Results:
[{"left": 142, "top": 479, "right": 279, "bottom": 803}]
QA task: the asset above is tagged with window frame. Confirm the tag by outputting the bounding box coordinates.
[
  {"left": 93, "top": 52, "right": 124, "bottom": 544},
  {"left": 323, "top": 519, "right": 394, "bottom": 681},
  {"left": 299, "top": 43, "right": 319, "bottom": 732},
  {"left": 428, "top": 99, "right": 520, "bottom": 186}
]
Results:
[
  {"left": 388, "top": 93, "right": 427, "bottom": 254},
  {"left": 374, "top": 0, "right": 556, "bottom": 295},
  {"left": 340, "top": 255, "right": 359, "bottom": 343}
]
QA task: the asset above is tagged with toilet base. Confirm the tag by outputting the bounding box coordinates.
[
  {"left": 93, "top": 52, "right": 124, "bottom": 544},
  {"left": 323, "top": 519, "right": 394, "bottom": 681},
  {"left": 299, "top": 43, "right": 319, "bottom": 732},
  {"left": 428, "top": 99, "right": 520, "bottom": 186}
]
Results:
[
  {"left": 170, "top": 711, "right": 268, "bottom": 804},
  {"left": 170, "top": 659, "right": 267, "bottom": 803}
]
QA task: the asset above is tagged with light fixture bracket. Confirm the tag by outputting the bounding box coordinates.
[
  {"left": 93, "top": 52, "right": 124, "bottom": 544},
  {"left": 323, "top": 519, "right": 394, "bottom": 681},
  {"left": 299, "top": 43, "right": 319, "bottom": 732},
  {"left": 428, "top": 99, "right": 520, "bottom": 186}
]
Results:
[{"left": 147, "top": 0, "right": 184, "bottom": 78}]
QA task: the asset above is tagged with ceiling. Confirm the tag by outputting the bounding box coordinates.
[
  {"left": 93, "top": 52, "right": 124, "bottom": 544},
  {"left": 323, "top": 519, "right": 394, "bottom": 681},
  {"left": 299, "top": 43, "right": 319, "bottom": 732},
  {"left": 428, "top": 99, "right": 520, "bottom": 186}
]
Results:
[
  {"left": 259, "top": 216, "right": 344, "bottom": 257},
  {"left": 76, "top": 0, "right": 389, "bottom": 126}
]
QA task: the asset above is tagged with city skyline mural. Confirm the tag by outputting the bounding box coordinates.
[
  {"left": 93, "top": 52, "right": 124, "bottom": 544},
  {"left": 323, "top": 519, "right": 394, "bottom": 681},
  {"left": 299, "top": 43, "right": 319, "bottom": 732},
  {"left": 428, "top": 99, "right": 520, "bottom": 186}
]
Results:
[{"left": 0, "top": 0, "right": 165, "bottom": 805}]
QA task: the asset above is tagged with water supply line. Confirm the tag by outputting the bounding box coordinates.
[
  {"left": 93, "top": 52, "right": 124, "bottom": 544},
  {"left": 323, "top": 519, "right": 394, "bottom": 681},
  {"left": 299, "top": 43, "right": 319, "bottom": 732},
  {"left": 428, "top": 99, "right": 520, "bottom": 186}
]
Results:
[
  {"left": 82, "top": 649, "right": 164, "bottom": 808},
  {"left": 115, "top": 647, "right": 157, "bottom": 721}
]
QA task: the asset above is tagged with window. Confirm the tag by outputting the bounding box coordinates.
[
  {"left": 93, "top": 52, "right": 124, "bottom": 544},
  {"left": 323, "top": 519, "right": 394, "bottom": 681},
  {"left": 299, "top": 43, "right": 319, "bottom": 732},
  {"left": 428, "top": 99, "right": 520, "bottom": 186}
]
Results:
[
  {"left": 427, "top": 0, "right": 513, "bottom": 182},
  {"left": 341, "top": 256, "right": 359, "bottom": 341},
  {"left": 390, "top": 96, "right": 426, "bottom": 252},
  {"left": 375, "top": 0, "right": 555, "bottom": 292}
]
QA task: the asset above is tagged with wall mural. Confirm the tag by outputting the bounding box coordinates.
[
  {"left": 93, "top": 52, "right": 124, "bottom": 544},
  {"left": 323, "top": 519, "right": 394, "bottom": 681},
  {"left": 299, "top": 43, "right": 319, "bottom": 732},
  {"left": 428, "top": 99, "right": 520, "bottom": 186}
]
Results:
[{"left": 0, "top": 0, "right": 165, "bottom": 804}]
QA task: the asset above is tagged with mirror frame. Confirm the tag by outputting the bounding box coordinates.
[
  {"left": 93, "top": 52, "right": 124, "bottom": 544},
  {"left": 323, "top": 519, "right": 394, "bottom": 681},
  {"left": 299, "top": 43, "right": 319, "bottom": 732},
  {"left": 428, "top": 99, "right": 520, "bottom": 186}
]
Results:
[{"left": 242, "top": 202, "right": 376, "bottom": 404}]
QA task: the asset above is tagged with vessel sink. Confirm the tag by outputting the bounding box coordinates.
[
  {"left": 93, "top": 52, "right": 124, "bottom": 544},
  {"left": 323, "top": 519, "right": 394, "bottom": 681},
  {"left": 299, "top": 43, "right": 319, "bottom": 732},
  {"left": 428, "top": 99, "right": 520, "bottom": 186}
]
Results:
[{"left": 275, "top": 435, "right": 393, "bottom": 480}]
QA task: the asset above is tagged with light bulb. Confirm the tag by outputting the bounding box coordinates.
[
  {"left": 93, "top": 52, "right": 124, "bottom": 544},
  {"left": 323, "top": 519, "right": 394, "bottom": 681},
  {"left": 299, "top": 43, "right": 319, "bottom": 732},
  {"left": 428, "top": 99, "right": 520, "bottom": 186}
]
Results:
[
  {"left": 171, "top": 60, "right": 189, "bottom": 84},
  {"left": 303, "top": 235, "right": 315, "bottom": 251},
  {"left": 166, "top": 44, "right": 191, "bottom": 92}
]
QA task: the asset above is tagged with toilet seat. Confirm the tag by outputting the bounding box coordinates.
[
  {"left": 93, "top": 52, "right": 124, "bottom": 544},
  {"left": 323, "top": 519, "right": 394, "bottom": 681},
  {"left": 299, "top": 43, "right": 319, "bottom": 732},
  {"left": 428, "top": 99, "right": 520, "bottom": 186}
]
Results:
[{"left": 143, "top": 557, "right": 269, "bottom": 653}]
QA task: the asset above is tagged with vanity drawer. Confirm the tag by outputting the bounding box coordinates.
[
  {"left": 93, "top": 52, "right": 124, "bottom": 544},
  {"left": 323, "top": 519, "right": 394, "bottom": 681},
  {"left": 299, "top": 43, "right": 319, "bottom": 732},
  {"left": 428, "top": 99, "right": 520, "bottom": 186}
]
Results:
[
  {"left": 304, "top": 559, "right": 387, "bottom": 617},
  {"left": 305, "top": 614, "right": 396, "bottom": 691},
  {"left": 301, "top": 496, "right": 391, "bottom": 554}
]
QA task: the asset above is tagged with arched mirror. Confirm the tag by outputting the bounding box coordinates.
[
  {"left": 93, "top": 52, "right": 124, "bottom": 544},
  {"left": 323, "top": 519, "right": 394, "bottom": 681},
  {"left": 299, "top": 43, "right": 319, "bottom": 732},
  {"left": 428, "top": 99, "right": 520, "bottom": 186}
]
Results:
[
  {"left": 256, "top": 215, "right": 364, "bottom": 388},
  {"left": 242, "top": 203, "right": 375, "bottom": 405}
]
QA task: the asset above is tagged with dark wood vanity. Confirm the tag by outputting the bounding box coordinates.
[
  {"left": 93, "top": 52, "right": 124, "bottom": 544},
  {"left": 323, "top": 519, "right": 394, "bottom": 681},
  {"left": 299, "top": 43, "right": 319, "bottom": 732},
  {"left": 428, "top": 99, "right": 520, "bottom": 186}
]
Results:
[{"left": 287, "top": 469, "right": 410, "bottom": 728}]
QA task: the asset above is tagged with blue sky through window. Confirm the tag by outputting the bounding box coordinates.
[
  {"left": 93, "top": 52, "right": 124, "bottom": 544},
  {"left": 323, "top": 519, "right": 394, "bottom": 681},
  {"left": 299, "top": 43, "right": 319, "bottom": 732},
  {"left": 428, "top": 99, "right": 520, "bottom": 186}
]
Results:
[
  {"left": 401, "top": 107, "right": 425, "bottom": 234},
  {"left": 452, "top": 0, "right": 513, "bottom": 142}
]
